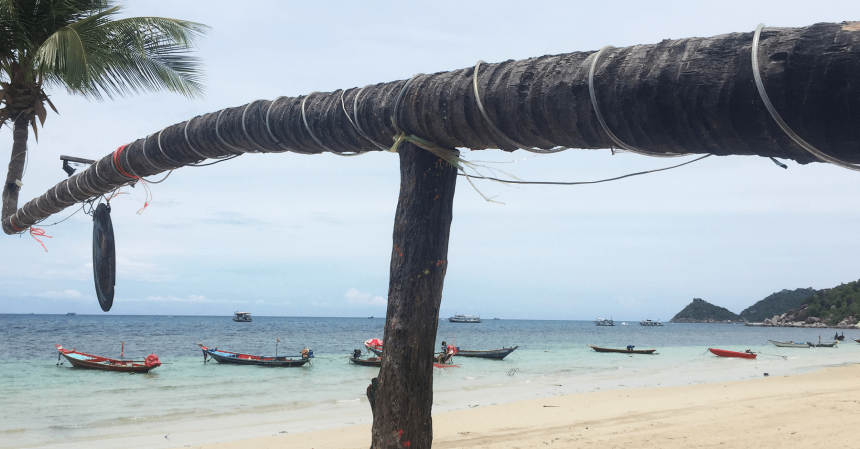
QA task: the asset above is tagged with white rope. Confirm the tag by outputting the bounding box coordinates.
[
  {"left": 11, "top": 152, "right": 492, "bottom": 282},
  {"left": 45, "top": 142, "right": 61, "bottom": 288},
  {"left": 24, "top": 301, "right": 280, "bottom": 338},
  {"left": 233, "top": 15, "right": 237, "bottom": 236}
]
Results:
[
  {"left": 752, "top": 23, "right": 860, "bottom": 172},
  {"left": 472, "top": 60, "right": 567, "bottom": 154},
  {"left": 341, "top": 88, "right": 386, "bottom": 151},
  {"left": 588, "top": 46, "right": 690, "bottom": 158},
  {"left": 302, "top": 92, "right": 365, "bottom": 156}
]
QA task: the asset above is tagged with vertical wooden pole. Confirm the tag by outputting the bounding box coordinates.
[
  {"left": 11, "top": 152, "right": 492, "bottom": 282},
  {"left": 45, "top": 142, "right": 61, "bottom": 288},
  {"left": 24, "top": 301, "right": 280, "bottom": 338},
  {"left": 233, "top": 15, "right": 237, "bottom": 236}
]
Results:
[{"left": 371, "top": 142, "right": 458, "bottom": 448}]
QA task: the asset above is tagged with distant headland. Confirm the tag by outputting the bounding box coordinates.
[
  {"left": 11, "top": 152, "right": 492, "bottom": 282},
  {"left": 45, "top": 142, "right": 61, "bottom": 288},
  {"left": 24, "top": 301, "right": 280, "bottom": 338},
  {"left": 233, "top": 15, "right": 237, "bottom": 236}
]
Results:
[{"left": 670, "top": 279, "right": 860, "bottom": 329}]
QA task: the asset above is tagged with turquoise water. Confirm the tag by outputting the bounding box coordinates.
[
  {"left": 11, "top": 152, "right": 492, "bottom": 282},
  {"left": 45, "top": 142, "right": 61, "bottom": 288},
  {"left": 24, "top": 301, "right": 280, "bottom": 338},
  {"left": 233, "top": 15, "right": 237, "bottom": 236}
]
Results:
[{"left": 1, "top": 314, "right": 858, "bottom": 448}]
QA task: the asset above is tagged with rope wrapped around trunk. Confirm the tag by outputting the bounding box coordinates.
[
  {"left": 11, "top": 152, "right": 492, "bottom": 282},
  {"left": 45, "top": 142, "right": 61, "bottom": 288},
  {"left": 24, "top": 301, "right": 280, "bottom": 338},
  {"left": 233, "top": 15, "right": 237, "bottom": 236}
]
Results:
[{"left": 4, "top": 22, "right": 860, "bottom": 234}]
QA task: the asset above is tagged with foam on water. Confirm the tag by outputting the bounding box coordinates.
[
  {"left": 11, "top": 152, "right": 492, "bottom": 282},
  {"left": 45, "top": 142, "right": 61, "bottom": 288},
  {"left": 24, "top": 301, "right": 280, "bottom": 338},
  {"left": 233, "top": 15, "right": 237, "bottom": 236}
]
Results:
[{"left": 1, "top": 314, "right": 857, "bottom": 448}]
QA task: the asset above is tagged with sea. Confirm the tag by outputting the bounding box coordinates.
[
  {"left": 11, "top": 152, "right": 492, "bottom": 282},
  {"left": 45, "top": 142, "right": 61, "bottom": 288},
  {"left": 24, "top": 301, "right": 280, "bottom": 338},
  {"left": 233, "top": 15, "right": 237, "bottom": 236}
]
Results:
[{"left": 1, "top": 314, "right": 858, "bottom": 449}]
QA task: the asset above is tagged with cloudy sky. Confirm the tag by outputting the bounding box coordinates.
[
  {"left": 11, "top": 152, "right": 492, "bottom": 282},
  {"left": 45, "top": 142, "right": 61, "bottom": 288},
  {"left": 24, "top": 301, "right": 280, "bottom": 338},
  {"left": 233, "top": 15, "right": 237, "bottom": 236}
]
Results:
[{"left": 2, "top": 1, "right": 858, "bottom": 320}]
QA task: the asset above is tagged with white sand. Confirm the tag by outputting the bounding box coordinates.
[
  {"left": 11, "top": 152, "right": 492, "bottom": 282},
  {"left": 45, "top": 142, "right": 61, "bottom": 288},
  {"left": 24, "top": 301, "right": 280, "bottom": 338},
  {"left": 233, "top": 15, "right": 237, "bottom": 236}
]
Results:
[{"left": 194, "top": 363, "right": 860, "bottom": 448}]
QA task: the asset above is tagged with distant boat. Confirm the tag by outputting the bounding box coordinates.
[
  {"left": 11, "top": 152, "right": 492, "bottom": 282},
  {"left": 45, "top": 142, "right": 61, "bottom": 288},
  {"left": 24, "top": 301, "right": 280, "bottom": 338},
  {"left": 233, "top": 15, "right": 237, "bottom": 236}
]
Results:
[
  {"left": 454, "top": 346, "right": 518, "bottom": 360},
  {"left": 233, "top": 311, "right": 252, "bottom": 322},
  {"left": 588, "top": 344, "right": 656, "bottom": 354},
  {"left": 66, "top": 312, "right": 76, "bottom": 316},
  {"left": 448, "top": 314, "right": 482, "bottom": 323},
  {"left": 198, "top": 343, "right": 312, "bottom": 367},
  {"left": 368, "top": 316, "right": 374, "bottom": 319},
  {"left": 621, "top": 322, "right": 629, "bottom": 326},
  {"left": 493, "top": 318, "right": 500, "bottom": 320},
  {"left": 768, "top": 340, "right": 810, "bottom": 348},
  {"left": 595, "top": 317, "right": 614, "bottom": 326},
  {"left": 709, "top": 348, "right": 757, "bottom": 359},
  {"left": 639, "top": 319, "right": 663, "bottom": 326},
  {"left": 56, "top": 344, "right": 160, "bottom": 373}
]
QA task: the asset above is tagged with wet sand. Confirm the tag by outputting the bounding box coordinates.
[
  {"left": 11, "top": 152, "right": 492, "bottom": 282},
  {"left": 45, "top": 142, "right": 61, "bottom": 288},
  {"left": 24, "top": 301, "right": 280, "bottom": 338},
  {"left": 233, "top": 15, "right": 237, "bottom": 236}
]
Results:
[{"left": 194, "top": 363, "right": 860, "bottom": 448}]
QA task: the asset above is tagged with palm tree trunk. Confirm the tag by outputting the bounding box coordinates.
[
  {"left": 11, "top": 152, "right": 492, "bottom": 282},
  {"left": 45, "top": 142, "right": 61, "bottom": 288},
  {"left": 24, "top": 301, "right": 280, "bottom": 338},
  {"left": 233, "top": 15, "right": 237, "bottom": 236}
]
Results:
[
  {"left": 2, "top": 113, "right": 29, "bottom": 227},
  {"left": 5, "top": 22, "right": 860, "bottom": 236},
  {"left": 372, "top": 142, "right": 457, "bottom": 448}
]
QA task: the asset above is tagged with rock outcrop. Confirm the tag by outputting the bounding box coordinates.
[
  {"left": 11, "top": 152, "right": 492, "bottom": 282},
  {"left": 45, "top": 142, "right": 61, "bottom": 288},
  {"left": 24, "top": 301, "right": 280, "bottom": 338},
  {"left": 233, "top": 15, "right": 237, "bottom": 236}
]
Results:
[{"left": 745, "top": 304, "right": 859, "bottom": 328}]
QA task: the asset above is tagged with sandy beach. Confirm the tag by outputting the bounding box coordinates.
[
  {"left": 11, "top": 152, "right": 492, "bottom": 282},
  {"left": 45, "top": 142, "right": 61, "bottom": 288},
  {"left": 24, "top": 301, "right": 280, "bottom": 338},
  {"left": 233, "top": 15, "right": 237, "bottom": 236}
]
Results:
[{"left": 195, "top": 363, "right": 860, "bottom": 449}]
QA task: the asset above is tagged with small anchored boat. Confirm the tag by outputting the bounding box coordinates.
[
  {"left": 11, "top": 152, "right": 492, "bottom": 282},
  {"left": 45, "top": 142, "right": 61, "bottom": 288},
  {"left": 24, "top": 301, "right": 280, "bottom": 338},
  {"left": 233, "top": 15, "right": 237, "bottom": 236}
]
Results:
[
  {"left": 453, "top": 346, "right": 518, "bottom": 360},
  {"left": 708, "top": 348, "right": 757, "bottom": 359},
  {"left": 364, "top": 338, "right": 384, "bottom": 356},
  {"left": 56, "top": 344, "right": 160, "bottom": 373},
  {"left": 595, "top": 317, "right": 614, "bottom": 326},
  {"left": 448, "top": 314, "right": 482, "bottom": 323},
  {"left": 198, "top": 343, "right": 312, "bottom": 367},
  {"left": 768, "top": 340, "right": 811, "bottom": 348},
  {"left": 812, "top": 341, "right": 838, "bottom": 348},
  {"left": 639, "top": 319, "right": 663, "bottom": 326},
  {"left": 588, "top": 344, "right": 656, "bottom": 354},
  {"left": 233, "top": 311, "right": 252, "bottom": 322}
]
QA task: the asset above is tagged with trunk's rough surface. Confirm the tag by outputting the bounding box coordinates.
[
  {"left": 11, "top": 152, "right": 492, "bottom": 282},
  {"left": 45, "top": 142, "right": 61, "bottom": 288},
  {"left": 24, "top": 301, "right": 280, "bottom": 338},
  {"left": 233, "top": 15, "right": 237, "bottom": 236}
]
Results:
[
  {"left": 372, "top": 143, "right": 457, "bottom": 448},
  {"left": 2, "top": 114, "right": 29, "bottom": 228},
  {"left": 4, "top": 22, "right": 860, "bottom": 233}
]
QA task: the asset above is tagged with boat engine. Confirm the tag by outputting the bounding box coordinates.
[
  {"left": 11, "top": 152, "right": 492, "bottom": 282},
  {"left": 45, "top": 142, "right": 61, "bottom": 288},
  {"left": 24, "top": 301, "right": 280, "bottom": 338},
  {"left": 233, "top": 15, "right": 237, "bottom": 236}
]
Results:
[{"left": 353, "top": 349, "right": 362, "bottom": 359}]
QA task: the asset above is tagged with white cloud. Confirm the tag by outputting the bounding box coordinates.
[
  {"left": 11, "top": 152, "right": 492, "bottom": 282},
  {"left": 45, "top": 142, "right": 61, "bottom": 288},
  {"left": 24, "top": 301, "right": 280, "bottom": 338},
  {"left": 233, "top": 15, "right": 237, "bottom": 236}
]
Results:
[
  {"left": 126, "top": 294, "right": 223, "bottom": 304},
  {"left": 345, "top": 288, "right": 386, "bottom": 306},
  {"left": 37, "top": 289, "right": 85, "bottom": 300}
]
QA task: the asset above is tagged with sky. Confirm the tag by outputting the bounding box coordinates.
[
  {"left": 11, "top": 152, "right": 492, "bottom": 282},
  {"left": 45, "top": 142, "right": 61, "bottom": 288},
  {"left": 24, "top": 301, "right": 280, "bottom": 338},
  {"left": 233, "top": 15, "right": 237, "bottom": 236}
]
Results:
[{"left": 1, "top": 0, "right": 858, "bottom": 320}]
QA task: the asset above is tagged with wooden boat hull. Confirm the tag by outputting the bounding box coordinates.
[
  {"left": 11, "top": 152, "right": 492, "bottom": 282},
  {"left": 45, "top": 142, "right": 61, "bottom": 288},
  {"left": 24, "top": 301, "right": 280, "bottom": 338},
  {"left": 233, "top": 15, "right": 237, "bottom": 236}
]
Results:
[
  {"left": 455, "top": 346, "right": 518, "bottom": 360},
  {"left": 812, "top": 342, "right": 838, "bottom": 347},
  {"left": 588, "top": 344, "right": 656, "bottom": 354},
  {"left": 709, "top": 348, "right": 757, "bottom": 359},
  {"left": 768, "top": 340, "right": 811, "bottom": 348},
  {"left": 199, "top": 344, "right": 311, "bottom": 367},
  {"left": 57, "top": 345, "right": 158, "bottom": 373},
  {"left": 367, "top": 347, "right": 383, "bottom": 356},
  {"left": 349, "top": 357, "right": 381, "bottom": 367}
]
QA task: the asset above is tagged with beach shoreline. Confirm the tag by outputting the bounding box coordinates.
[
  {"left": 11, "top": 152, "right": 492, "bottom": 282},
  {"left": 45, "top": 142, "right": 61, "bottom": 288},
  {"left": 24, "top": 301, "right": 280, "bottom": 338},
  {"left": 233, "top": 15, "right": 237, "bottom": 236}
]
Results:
[{"left": 193, "top": 363, "right": 860, "bottom": 449}]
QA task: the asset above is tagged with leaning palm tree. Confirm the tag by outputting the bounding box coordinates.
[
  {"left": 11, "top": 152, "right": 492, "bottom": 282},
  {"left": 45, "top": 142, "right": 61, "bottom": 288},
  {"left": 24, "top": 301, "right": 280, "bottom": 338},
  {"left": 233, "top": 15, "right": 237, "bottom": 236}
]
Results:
[{"left": 0, "top": 0, "right": 207, "bottom": 220}]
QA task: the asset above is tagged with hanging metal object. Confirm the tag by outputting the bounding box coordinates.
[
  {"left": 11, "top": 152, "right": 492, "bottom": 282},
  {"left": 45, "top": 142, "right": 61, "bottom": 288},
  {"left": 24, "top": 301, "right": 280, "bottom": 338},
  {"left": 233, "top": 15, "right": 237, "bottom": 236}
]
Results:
[{"left": 92, "top": 203, "right": 116, "bottom": 311}]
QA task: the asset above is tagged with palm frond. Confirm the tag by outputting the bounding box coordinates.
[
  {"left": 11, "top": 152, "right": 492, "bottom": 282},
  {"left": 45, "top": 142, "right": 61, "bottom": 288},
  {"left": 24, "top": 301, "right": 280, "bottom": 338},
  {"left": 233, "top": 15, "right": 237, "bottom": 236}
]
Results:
[{"left": 34, "top": 6, "right": 208, "bottom": 100}]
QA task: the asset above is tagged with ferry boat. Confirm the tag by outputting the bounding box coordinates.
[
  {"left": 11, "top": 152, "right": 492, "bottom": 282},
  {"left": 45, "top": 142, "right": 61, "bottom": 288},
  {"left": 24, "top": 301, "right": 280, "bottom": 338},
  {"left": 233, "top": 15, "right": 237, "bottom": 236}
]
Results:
[
  {"left": 66, "top": 312, "right": 76, "bottom": 316},
  {"left": 448, "top": 314, "right": 482, "bottom": 323},
  {"left": 595, "top": 317, "right": 614, "bottom": 326},
  {"left": 639, "top": 319, "right": 663, "bottom": 326},
  {"left": 233, "top": 311, "right": 252, "bottom": 322}
]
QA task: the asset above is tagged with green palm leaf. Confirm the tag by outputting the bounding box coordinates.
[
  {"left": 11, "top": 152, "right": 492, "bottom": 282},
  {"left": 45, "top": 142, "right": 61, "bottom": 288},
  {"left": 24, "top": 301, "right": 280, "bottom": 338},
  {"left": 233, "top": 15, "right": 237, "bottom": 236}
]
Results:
[{"left": 35, "top": 7, "right": 208, "bottom": 100}]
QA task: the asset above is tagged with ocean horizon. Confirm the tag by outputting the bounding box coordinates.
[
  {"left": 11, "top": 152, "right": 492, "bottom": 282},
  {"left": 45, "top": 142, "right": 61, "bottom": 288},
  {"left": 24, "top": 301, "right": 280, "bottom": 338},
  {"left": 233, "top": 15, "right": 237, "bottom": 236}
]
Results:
[{"left": 2, "top": 314, "right": 857, "bottom": 448}]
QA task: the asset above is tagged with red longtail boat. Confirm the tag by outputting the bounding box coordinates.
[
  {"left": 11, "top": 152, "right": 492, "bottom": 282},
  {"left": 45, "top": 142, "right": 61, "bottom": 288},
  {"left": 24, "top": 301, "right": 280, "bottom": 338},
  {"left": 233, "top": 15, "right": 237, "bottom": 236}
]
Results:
[
  {"left": 56, "top": 345, "right": 161, "bottom": 373},
  {"left": 708, "top": 348, "right": 757, "bottom": 359}
]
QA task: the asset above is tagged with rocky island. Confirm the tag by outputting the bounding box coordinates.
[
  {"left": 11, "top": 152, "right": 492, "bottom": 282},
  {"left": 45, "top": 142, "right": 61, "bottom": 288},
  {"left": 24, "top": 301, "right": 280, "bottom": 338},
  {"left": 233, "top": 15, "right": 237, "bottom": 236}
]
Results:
[{"left": 670, "top": 298, "right": 744, "bottom": 324}]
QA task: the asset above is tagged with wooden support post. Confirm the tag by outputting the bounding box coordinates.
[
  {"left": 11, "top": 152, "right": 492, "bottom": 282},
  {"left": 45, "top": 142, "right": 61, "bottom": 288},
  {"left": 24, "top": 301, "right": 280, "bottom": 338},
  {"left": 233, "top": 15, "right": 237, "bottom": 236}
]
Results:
[{"left": 371, "top": 142, "right": 458, "bottom": 448}]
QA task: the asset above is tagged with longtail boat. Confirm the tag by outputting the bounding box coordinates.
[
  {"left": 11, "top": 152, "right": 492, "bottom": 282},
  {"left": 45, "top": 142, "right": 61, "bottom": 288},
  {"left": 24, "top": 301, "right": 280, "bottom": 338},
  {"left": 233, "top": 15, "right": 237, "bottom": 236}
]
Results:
[
  {"left": 708, "top": 348, "right": 757, "bottom": 359},
  {"left": 588, "top": 344, "right": 656, "bottom": 354},
  {"left": 349, "top": 356, "right": 382, "bottom": 367},
  {"left": 198, "top": 343, "right": 313, "bottom": 367},
  {"left": 454, "top": 346, "right": 519, "bottom": 360},
  {"left": 812, "top": 341, "right": 838, "bottom": 348},
  {"left": 364, "top": 338, "right": 383, "bottom": 356},
  {"left": 854, "top": 338, "right": 860, "bottom": 344},
  {"left": 768, "top": 340, "right": 811, "bottom": 348},
  {"left": 56, "top": 344, "right": 160, "bottom": 373}
]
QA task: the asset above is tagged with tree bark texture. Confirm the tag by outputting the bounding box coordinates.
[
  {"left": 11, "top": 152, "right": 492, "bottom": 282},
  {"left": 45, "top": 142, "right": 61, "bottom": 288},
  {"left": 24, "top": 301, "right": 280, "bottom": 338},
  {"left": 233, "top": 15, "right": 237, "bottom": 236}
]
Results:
[
  {"left": 372, "top": 142, "right": 457, "bottom": 448},
  {"left": 4, "top": 22, "right": 860, "bottom": 234},
  {"left": 2, "top": 113, "right": 30, "bottom": 229}
]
